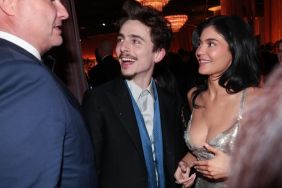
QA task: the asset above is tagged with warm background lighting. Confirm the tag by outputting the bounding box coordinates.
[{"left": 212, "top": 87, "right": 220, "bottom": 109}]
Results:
[
  {"left": 208, "top": 5, "right": 221, "bottom": 16},
  {"left": 165, "top": 14, "right": 188, "bottom": 32},
  {"left": 136, "top": 0, "right": 170, "bottom": 11}
]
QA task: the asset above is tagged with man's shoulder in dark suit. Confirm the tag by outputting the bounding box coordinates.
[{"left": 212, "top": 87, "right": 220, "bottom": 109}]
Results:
[{"left": 0, "top": 43, "right": 97, "bottom": 188}]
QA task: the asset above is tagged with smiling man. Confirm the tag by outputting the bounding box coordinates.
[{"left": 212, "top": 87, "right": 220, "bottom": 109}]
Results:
[
  {"left": 82, "top": 1, "right": 187, "bottom": 188},
  {"left": 0, "top": 0, "right": 97, "bottom": 187}
]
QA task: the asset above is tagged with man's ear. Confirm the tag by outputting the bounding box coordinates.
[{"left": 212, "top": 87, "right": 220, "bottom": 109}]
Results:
[
  {"left": 0, "top": 0, "right": 17, "bottom": 16},
  {"left": 153, "top": 48, "right": 166, "bottom": 64}
]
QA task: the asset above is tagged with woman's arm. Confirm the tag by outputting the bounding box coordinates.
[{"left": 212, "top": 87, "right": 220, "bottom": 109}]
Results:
[{"left": 174, "top": 152, "right": 197, "bottom": 187}]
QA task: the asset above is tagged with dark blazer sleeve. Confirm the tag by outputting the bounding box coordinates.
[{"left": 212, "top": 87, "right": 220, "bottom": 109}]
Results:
[
  {"left": 0, "top": 61, "right": 96, "bottom": 188},
  {"left": 82, "top": 90, "right": 104, "bottom": 173}
]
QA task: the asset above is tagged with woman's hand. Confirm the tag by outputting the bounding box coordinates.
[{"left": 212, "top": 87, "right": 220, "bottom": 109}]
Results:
[
  {"left": 193, "top": 143, "right": 230, "bottom": 180},
  {"left": 174, "top": 160, "right": 196, "bottom": 187}
]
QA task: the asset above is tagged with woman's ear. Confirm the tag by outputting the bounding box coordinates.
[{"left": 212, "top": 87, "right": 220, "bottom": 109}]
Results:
[{"left": 153, "top": 48, "right": 166, "bottom": 64}]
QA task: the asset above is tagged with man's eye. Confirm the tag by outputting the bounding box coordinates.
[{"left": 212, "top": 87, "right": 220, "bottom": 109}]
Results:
[
  {"left": 117, "top": 38, "right": 123, "bottom": 43},
  {"left": 132, "top": 39, "right": 141, "bottom": 45}
]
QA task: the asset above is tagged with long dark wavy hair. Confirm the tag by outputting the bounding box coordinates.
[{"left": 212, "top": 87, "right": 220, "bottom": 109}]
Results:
[
  {"left": 115, "top": 0, "right": 172, "bottom": 52},
  {"left": 191, "top": 15, "right": 260, "bottom": 108}
]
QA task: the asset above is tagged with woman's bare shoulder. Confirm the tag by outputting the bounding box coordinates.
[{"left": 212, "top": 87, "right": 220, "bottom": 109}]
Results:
[
  {"left": 187, "top": 87, "right": 198, "bottom": 109},
  {"left": 187, "top": 87, "right": 197, "bottom": 102}
]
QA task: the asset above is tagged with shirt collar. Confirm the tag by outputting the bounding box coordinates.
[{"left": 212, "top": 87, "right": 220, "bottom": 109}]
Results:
[
  {"left": 126, "top": 79, "right": 154, "bottom": 102},
  {"left": 0, "top": 31, "right": 41, "bottom": 61}
]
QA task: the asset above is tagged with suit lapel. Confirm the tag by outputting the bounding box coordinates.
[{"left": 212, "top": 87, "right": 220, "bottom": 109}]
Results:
[
  {"left": 106, "top": 78, "right": 145, "bottom": 158},
  {"left": 104, "top": 80, "right": 179, "bottom": 175}
]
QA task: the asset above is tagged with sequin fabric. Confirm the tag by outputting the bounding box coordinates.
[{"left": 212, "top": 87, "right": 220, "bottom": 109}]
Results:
[{"left": 184, "top": 90, "right": 246, "bottom": 188}]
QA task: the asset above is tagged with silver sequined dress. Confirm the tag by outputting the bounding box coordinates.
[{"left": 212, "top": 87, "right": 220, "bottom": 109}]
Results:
[{"left": 184, "top": 91, "right": 246, "bottom": 188}]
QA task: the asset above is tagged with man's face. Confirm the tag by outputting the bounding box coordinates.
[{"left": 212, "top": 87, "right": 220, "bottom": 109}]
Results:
[
  {"left": 115, "top": 20, "right": 165, "bottom": 84},
  {"left": 14, "top": 0, "right": 69, "bottom": 54}
]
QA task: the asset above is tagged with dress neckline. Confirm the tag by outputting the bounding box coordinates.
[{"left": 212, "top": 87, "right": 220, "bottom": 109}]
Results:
[{"left": 186, "top": 89, "right": 246, "bottom": 148}]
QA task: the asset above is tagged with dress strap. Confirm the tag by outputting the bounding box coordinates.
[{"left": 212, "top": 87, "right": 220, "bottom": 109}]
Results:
[{"left": 237, "top": 89, "right": 246, "bottom": 121}]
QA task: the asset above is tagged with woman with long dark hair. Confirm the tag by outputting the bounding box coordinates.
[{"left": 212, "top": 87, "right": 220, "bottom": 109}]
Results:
[{"left": 174, "top": 15, "right": 261, "bottom": 188}]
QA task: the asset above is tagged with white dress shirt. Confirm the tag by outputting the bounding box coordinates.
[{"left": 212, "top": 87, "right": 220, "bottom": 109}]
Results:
[
  {"left": 126, "top": 79, "right": 155, "bottom": 140},
  {"left": 0, "top": 31, "right": 41, "bottom": 61}
]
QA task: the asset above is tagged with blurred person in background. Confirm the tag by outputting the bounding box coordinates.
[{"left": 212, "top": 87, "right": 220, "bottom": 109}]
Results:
[{"left": 228, "top": 65, "right": 282, "bottom": 188}]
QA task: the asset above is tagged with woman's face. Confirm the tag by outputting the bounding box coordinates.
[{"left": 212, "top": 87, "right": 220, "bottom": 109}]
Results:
[{"left": 195, "top": 26, "right": 232, "bottom": 79}]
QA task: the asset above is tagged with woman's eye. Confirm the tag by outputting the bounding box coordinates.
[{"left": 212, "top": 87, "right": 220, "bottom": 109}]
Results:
[
  {"left": 208, "top": 42, "right": 215, "bottom": 47},
  {"left": 195, "top": 41, "right": 201, "bottom": 48}
]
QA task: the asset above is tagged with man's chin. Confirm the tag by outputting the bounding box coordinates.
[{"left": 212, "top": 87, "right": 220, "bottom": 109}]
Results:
[
  {"left": 51, "top": 37, "right": 63, "bottom": 47},
  {"left": 122, "top": 72, "right": 136, "bottom": 80},
  {"left": 42, "top": 39, "right": 63, "bottom": 54}
]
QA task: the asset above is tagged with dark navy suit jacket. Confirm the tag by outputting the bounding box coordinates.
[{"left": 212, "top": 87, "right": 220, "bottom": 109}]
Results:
[{"left": 0, "top": 39, "right": 97, "bottom": 187}]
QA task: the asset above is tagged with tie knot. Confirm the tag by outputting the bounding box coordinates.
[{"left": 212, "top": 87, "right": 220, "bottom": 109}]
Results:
[
  {"left": 140, "top": 89, "right": 150, "bottom": 98},
  {"left": 138, "top": 89, "right": 150, "bottom": 112}
]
